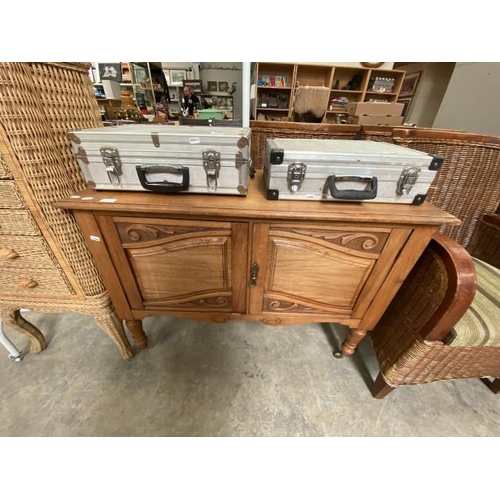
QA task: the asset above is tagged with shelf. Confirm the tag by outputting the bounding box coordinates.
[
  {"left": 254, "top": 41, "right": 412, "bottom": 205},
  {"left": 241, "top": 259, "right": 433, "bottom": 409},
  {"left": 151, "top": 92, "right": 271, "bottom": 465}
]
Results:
[
  {"left": 330, "top": 90, "right": 363, "bottom": 94},
  {"left": 258, "top": 86, "right": 292, "bottom": 90},
  {"left": 253, "top": 63, "right": 406, "bottom": 123},
  {"left": 365, "top": 91, "right": 398, "bottom": 96},
  {"left": 256, "top": 108, "right": 289, "bottom": 112}
]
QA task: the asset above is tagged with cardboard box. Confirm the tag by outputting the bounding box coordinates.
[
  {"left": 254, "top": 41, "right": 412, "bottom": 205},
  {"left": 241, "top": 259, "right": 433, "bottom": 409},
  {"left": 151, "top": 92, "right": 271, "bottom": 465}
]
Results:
[
  {"left": 347, "top": 115, "right": 404, "bottom": 126},
  {"left": 347, "top": 102, "right": 404, "bottom": 117}
]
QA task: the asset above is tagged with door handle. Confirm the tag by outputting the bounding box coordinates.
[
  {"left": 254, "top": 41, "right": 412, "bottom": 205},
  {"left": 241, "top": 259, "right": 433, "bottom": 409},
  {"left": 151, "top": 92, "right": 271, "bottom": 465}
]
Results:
[{"left": 248, "top": 262, "right": 259, "bottom": 288}]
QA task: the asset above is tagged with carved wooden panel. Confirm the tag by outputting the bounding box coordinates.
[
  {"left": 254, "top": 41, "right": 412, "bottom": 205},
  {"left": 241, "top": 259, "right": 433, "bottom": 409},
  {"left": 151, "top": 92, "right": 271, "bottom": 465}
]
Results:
[
  {"left": 126, "top": 230, "right": 233, "bottom": 311},
  {"left": 116, "top": 221, "right": 214, "bottom": 246},
  {"left": 270, "top": 226, "right": 389, "bottom": 256},
  {"left": 262, "top": 226, "right": 385, "bottom": 313}
]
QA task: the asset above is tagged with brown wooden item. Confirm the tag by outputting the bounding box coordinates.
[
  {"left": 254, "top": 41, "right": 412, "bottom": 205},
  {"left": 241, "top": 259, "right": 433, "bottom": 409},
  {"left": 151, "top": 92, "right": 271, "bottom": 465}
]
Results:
[{"left": 55, "top": 171, "right": 457, "bottom": 356}]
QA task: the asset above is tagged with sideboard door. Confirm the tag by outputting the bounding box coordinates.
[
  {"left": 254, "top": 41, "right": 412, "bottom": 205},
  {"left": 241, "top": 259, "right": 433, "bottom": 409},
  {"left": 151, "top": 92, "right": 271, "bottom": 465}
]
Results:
[
  {"left": 100, "top": 216, "right": 249, "bottom": 314},
  {"left": 249, "top": 222, "right": 409, "bottom": 318}
]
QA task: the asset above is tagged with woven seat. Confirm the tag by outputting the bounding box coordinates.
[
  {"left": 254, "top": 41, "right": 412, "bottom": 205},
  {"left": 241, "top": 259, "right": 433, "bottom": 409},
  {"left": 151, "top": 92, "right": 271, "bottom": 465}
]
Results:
[
  {"left": 444, "top": 257, "right": 500, "bottom": 348},
  {"left": 369, "top": 231, "right": 500, "bottom": 399}
]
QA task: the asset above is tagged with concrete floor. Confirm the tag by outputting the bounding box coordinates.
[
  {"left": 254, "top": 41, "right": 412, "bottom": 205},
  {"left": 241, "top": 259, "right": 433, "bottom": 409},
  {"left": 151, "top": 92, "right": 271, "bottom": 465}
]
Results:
[{"left": 1, "top": 310, "right": 500, "bottom": 437}]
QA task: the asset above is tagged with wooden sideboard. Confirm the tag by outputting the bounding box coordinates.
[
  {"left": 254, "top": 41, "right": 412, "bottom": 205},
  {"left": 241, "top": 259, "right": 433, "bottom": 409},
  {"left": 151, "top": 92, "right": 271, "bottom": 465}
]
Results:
[{"left": 55, "top": 172, "right": 459, "bottom": 357}]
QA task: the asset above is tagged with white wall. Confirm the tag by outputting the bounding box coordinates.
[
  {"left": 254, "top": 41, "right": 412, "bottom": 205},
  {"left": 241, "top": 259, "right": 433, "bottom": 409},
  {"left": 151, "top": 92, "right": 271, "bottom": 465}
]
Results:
[
  {"left": 433, "top": 62, "right": 500, "bottom": 134},
  {"left": 397, "top": 63, "right": 455, "bottom": 127}
]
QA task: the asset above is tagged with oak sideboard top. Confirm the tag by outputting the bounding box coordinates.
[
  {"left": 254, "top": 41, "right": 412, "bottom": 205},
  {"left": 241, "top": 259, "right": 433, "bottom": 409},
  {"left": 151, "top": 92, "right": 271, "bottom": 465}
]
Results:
[{"left": 55, "top": 171, "right": 460, "bottom": 227}]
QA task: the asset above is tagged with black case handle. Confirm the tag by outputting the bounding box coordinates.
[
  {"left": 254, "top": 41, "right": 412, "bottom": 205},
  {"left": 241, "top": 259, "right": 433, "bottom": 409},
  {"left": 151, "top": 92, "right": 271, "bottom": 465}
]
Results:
[
  {"left": 136, "top": 165, "right": 190, "bottom": 193},
  {"left": 327, "top": 175, "right": 378, "bottom": 201}
]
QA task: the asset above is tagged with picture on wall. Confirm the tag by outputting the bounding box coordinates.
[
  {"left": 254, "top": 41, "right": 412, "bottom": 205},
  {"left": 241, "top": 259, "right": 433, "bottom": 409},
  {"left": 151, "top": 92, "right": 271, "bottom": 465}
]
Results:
[
  {"left": 207, "top": 81, "right": 217, "bottom": 92},
  {"left": 170, "top": 70, "right": 187, "bottom": 85},
  {"left": 398, "top": 97, "right": 412, "bottom": 118},
  {"left": 400, "top": 71, "right": 421, "bottom": 97},
  {"left": 99, "top": 63, "right": 122, "bottom": 82},
  {"left": 218, "top": 81, "right": 228, "bottom": 92}
]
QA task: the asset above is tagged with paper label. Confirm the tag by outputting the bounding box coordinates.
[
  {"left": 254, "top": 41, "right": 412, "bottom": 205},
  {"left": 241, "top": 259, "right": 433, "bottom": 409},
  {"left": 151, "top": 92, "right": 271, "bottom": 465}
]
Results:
[
  {"left": 90, "top": 235, "right": 101, "bottom": 242},
  {"left": 189, "top": 137, "right": 200, "bottom": 145},
  {"left": 99, "top": 198, "right": 117, "bottom": 203}
]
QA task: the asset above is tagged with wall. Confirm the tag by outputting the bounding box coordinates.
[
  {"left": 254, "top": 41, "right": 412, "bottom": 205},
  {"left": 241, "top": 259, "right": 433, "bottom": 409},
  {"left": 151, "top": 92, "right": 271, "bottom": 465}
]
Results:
[
  {"left": 433, "top": 62, "right": 500, "bottom": 134},
  {"left": 397, "top": 63, "right": 455, "bottom": 127},
  {"left": 199, "top": 62, "right": 242, "bottom": 120}
]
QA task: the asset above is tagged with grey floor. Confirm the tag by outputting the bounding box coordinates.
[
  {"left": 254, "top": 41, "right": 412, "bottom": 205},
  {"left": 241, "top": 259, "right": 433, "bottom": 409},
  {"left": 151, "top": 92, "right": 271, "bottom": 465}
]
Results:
[{"left": 1, "top": 310, "right": 500, "bottom": 437}]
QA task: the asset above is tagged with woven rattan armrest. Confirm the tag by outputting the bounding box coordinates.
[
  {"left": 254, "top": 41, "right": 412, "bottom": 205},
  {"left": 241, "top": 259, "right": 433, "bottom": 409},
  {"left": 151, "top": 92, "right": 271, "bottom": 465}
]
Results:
[{"left": 468, "top": 214, "right": 500, "bottom": 269}]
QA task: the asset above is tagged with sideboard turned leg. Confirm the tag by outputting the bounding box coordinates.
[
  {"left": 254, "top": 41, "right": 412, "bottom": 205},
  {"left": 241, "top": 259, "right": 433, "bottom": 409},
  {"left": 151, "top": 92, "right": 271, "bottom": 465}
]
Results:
[
  {"left": 125, "top": 319, "right": 148, "bottom": 349},
  {"left": 334, "top": 328, "right": 367, "bottom": 358},
  {"left": 95, "top": 311, "right": 134, "bottom": 359},
  {"left": 0, "top": 309, "right": 46, "bottom": 353}
]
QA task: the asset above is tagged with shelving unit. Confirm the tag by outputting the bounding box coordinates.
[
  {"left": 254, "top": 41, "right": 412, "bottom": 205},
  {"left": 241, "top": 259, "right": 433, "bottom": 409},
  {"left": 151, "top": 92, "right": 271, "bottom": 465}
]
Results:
[
  {"left": 252, "top": 63, "right": 406, "bottom": 124},
  {"left": 130, "top": 62, "right": 159, "bottom": 115},
  {"left": 254, "top": 62, "right": 295, "bottom": 121},
  {"left": 364, "top": 69, "right": 405, "bottom": 103}
]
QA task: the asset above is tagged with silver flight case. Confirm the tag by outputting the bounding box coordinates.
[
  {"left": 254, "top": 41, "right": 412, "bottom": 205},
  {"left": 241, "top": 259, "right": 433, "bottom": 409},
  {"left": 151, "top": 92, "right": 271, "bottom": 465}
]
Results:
[
  {"left": 264, "top": 138, "right": 443, "bottom": 204},
  {"left": 69, "top": 125, "right": 252, "bottom": 195}
]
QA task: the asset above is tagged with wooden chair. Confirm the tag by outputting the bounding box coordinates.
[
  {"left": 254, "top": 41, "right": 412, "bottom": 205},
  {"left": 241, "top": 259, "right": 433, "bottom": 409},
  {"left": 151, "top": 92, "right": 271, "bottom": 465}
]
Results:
[{"left": 369, "top": 227, "right": 500, "bottom": 399}]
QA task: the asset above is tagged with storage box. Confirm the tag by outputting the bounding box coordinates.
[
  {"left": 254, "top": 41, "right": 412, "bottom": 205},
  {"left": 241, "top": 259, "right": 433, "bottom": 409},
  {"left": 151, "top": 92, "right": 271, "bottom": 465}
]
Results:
[
  {"left": 347, "top": 115, "right": 404, "bottom": 126},
  {"left": 265, "top": 138, "right": 443, "bottom": 205},
  {"left": 197, "top": 109, "right": 225, "bottom": 120},
  {"left": 346, "top": 102, "right": 404, "bottom": 117},
  {"left": 69, "top": 125, "right": 252, "bottom": 195}
]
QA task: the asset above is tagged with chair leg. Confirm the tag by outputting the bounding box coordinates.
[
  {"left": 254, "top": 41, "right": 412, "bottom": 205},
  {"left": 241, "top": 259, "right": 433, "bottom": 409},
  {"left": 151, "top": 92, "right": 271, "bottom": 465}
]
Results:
[
  {"left": 0, "top": 308, "right": 46, "bottom": 353},
  {"left": 371, "top": 372, "right": 396, "bottom": 399},
  {"left": 488, "top": 378, "right": 500, "bottom": 394}
]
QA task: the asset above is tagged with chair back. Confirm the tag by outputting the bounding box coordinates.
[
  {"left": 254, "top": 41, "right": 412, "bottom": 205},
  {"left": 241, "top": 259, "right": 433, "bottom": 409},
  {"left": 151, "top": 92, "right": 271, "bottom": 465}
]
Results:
[{"left": 392, "top": 128, "right": 500, "bottom": 251}]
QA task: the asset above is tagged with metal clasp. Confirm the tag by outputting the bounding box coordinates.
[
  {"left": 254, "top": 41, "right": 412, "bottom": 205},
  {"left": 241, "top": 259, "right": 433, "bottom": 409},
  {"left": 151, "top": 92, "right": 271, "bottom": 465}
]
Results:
[
  {"left": 203, "top": 149, "right": 220, "bottom": 191},
  {"left": 100, "top": 146, "right": 122, "bottom": 187},
  {"left": 287, "top": 163, "right": 306, "bottom": 192},
  {"left": 396, "top": 166, "right": 421, "bottom": 195},
  {"left": 248, "top": 262, "right": 259, "bottom": 288}
]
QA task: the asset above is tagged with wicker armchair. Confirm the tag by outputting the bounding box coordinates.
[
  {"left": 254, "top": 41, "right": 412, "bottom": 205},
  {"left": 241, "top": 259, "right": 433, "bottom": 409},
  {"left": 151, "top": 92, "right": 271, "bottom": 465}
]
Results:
[
  {"left": 249, "top": 121, "right": 362, "bottom": 170},
  {"left": 369, "top": 224, "right": 500, "bottom": 398},
  {"left": 391, "top": 128, "right": 500, "bottom": 251},
  {"left": 366, "top": 128, "right": 500, "bottom": 398}
]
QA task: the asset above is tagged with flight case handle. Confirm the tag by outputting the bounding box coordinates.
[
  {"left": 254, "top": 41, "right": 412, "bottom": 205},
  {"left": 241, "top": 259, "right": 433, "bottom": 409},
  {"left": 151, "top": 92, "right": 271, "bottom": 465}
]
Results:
[
  {"left": 136, "top": 165, "right": 190, "bottom": 193},
  {"left": 327, "top": 175, "right": 378, "bottom": 201}
]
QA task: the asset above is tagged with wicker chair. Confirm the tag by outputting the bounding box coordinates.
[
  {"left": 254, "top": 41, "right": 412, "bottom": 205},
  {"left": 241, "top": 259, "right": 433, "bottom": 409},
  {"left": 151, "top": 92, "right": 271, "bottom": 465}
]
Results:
[
  {"left": 0, "top": 62, "right": 136, "bottom": 359},
  {"left": 249, "top": 121, "right": 362, "bottom": 170},
  {"left": 391, "top": 128, "right": 500, "bottom": 250},
  {"left": 368, "top": 127, "right": 500, "bottom": 398},
  {"left": 369, "top": 222, "right": 500, "bottom": 398}
]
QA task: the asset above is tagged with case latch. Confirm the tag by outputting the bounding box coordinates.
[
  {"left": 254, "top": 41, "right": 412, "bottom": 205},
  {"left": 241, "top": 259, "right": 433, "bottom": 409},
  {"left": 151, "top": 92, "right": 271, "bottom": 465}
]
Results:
[
  {"left": 396, "top": 166, "right": 421, "bottom": 195},
  {"left": 203, "top": 149, "right": 220, "bottom": 191},
  {"left": 100, "top": 146, "right": 122, "bottom": 187},
  {"left": 287, "top": 163, "right": 306, "bottom": 192}
]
